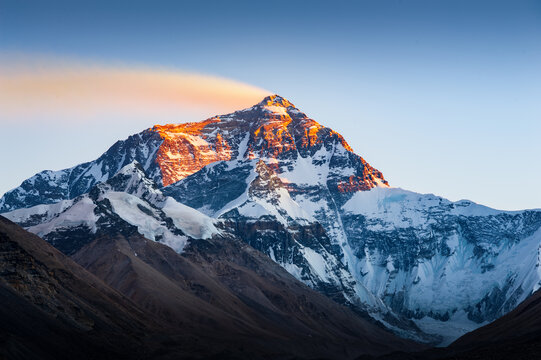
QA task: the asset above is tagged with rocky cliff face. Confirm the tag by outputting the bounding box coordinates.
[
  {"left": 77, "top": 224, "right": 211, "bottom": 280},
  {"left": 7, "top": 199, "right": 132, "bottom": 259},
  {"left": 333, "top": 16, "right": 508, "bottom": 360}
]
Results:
[
  {"left": 2, "top": 95, "right": 541, "bottom": 345},
  {"left": 2, "top": 162, "right": 218, "bottom": 255},
  {"left": 341, "top": 187, "right": 541, "bottom": 344},
  {"left": 0, "top": 130, "right": 165, "bottom": 212}
]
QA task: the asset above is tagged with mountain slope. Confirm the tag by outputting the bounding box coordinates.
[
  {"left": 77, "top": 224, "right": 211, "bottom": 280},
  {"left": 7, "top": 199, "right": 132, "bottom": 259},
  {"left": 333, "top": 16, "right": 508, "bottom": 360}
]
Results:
[
  {"left": 443, "top": 289, "right": 541, "bottom": 359},
  {"left": 72, "top": 231, "right": 422, "bottom": 359},
  {"left": 0, "top": 215, "right": 154, "bottom": 360}
]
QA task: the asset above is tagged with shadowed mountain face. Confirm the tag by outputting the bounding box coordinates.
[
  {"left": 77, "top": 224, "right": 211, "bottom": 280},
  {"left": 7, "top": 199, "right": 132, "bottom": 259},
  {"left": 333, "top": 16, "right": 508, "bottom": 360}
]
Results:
[
  {"left": 0, "top": 215, "right": 422, "bottom": 360},
  {"left": 2, "top": 95, "right": 541, "bottom": 345},
  {"left": 440, "top": 289, "right": 541, "bottom": 359},
  {"left": 361, "top": 289, "right": 541, "bottom": 360},
  {"left": 0, "top": 216, "right": 150, "bottom": 360},
  {"left": 73, "top": 232, "right": 424, "bottom": 359}
]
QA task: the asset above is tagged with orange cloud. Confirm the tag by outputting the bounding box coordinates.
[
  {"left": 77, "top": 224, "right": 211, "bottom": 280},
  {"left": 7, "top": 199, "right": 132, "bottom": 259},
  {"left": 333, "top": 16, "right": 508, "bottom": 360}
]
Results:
[{"left": 0, "top": 59, "right": 270, "bottom": 123}]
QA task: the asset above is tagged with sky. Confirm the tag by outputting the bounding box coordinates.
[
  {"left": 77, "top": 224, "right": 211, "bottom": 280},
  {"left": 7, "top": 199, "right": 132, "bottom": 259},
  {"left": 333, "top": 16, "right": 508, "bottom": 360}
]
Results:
[{"left": 0, "top": 0, "right": 540, "bottom": 210}]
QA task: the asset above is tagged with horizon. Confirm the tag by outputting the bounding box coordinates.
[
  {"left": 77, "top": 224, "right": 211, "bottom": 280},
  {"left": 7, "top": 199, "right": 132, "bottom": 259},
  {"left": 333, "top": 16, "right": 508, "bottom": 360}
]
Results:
[{"left": 1, "top": 0, "right": 540, "bottom": 210}]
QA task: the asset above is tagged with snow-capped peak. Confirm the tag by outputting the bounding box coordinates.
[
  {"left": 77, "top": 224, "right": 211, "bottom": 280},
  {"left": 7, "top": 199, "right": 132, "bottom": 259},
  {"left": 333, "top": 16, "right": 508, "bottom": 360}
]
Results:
[
  {"left": 257, "top": 94, "right": 296, "bottom": 109},
  {"left": 251, "top": 94, "right": 305, "bottom": 118}
]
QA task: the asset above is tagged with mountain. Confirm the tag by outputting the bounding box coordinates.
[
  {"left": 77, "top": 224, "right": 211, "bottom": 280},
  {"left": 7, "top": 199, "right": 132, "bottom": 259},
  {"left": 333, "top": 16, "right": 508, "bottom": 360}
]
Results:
[
  {"left": 0, "top": 216, "right": 421, "bottom": 360},
  {"left": 2, "top": 94, "right": 541, "bottom": 345}
]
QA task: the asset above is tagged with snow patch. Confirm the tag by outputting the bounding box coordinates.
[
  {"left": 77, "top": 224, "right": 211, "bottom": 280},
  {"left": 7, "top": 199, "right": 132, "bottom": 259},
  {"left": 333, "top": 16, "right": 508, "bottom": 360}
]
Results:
[
  {"left": 161, "top": 197, "right": 219, "bottom": 239},
  {"left": 28, "top": 197, "right": 98, "bottom": 237},
  {"left": 263, "top": 105, "right": 289, "bottom": 116},
  {"left": 105, "top": 192, "right": 189, "bottom": 252}
]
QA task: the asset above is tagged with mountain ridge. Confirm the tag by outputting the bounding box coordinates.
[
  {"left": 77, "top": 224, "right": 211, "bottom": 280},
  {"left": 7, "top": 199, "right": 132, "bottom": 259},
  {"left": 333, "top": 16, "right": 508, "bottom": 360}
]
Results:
[{"left": 0, "top": 94, "right": 387, "bottom": 212}]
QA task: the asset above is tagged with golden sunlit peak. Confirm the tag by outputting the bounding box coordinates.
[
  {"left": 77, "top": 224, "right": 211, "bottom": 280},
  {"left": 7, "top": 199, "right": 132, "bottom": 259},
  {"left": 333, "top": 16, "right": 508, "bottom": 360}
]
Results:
[{"left": 258, "top": 94, "right": 295, "bottom": 109}]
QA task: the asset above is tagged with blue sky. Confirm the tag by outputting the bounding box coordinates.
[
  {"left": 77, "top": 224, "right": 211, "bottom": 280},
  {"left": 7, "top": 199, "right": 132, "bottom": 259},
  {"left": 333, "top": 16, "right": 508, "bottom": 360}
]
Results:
[{"left": 0, "top": 0, "right": 540, "bottom": 210}]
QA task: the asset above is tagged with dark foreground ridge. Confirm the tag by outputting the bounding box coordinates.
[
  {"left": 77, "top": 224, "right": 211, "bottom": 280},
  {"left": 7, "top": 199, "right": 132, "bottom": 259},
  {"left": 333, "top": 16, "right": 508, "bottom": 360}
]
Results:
[
  {"left": 358, "top": 289, "right": 541, "bottom": 360},
  {"left": 0, "top": 216, "right": 148, "bottom": 360},
  {"left": 0, "top": 215, "right": 421, "bottom": 360}
]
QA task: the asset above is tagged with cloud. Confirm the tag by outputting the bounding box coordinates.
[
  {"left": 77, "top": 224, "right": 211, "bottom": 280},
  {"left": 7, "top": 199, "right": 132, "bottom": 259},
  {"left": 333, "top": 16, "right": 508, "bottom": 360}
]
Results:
[{"left": 0, "top": 57, "right": 270, "bottom": 124}]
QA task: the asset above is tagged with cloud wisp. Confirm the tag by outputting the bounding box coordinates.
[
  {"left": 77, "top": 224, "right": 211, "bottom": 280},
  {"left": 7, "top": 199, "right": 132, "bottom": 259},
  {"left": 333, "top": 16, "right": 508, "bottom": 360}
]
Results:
[{"left": 0, "top": 60, "right": 270, "bottom": 124}]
